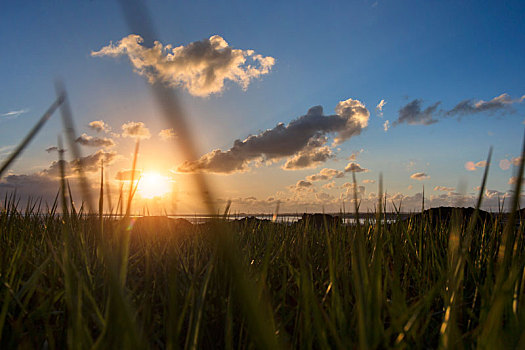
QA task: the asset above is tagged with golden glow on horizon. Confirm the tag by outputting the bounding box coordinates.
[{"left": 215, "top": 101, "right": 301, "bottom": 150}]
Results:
[{"left": 137, "top": 172, "right": 172, "bottom": 199}]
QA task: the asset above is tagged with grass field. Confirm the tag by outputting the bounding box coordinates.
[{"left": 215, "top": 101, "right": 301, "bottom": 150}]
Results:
[{"left": 1, "top": 173, "right": 525, "bottom": 349}]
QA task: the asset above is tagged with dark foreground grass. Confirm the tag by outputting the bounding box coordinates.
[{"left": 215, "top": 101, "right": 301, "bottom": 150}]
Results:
[{"left": 1, "top": 198, "right": 525, "bottom": 349}]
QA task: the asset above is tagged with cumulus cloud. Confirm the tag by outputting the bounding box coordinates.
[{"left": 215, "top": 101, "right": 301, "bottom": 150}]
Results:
[
  {"left": 410, "top": 172, "right": 430, "bottom": 180},
  {"left": 88, "top": 120, "right": 110, "bottom": 133},
  {"left": 306, "top": 168, "right": 345, "bottom": 182},
  {"left": 177, "top": 99, "right": 370, "bottom": 173},
  {"left": 376, "top": 99, "right": 386, "bottom": 117},
  {"left": 159, "top": 128, "right": 176, "bottom": 141},
  {"left": 344, "top": 162, "right": 368, "bottom": 173},
  {"left": 92, "top": 34, "right": 275, "bottom": 97},
  {"left": 283, "top": 146, "right": 333, "bottom": 170},
  {"left": 434, "top": 186, "right": 455, "bottom": 192},
  {"left": 447, "top": 93, "right": 525, "bottom": 117},
  {"left": 393, "top": 99, "right": 440, "bottom": 126},
  {"left": 465, "top": 160, "right": 486, "bottom": 171},
  {"left": 75, "top": 133, "right": 115, "bottom": 147},
  {"left": 121, "top": 121, "right": 151, "bottom": 139}
]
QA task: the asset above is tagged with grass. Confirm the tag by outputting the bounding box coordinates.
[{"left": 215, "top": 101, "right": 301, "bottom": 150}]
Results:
[{"left": 2, "top": 171, "right": 525, "bottom": 348}]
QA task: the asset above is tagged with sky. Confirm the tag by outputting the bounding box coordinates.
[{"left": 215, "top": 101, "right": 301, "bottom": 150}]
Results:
[{"left": 0, "top": 0, "right": 524, "bottom": 214}]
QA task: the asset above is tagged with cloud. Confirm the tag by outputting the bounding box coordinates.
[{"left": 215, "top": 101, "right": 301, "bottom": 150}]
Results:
[
  {"left": 44, "top": 150, "right": 119, "bottom": 176},
  {"left": 88, "top": 120, "right": 110, "bottom": 133},
  {"left": 1, "top": 109, "right": 29, "bottom": 121},
  {"left": 288, "top": 180, "right": 314, "bottom": 192},
  {"left": 92, "top": 34, "right": 275, "bottom": 97},
  {"left": 465, "top": 160, "right": 486, "bottom": 171},
  {"left": 499, "top": 156, "right": 522, "bottom": 170},
  {"left": 322, "top": 181, "right": 336, "bottom": 189},
  {"left": 115, "top": 169, "right": 142, "bottom": 181},
  {"left": 393, "top": 93, "right": 524, "bottom": 128},
  {"left": 75, "top": 133, "right": 115, "bottom": 147},
  {"left": 383, "top": 120, "right": 390, "bottom": 132},
  {"left": 45, "top": 146, "right": 59, "bottom": 153},
  {"left": 159, "top": 128, "right": 176, "bottom": 141},
  {"left": 177, "top": 99, "right": 370, "bottom": 173},
  {"left": 282, "top": 146, "right": 333, "bottom": 170},
  {"left": 434, "top": 186, "right": 455, "bottom": 192},
  {"left": 344, "top": 162, "right": 368, "bottom": 173},
  {"left": 508, "top": 176, "right": 524, "bottom": 185},
  {"left": 447, "top": 93, "right": 525, "bottom": 117},
  {"left": 121, "top": 121, "right": 151, "bottom": 139},
  {"left": 376, "top": 99, "right": 386, "bottom": 117},
  {"left": 410, "top": 172, "right": 430, "bottom": 180},
  {"left": 348, "top": 149, "right": 364, "bottom": 161},
  {"left": 362, "top": 179, "right": 375, "bottom": 184},
  {"left": 306, "top": 168, "right": 345, "bottom": 182},
  {"left": 393, "top": 99, "right": 440, "bottom": 126}
]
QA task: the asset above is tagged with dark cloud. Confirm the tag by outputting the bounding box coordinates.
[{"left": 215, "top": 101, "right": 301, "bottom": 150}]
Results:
[
  {"left": 45, "top": 146, "right": 59, "bottom": 153},
  {"left": 177, "top": 99, "right": 370, "bottom": 174},
  {"left": 282, "top": 146, "right": 333, "bottom": 170},
  {"left": 394, "top": 93, "right": 524, "bottom": 127},
  {"left": 75, "top": 133, "right": 115, "bottom": 147},
  {"left": 393, "top": 99, "right": 440, "bottom": 126},
  {"left": 447, "top": 93, "right": 524, "bottom": 117}
]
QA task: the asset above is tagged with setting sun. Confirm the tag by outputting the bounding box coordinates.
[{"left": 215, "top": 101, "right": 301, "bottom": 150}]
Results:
[{"left": 137, "top": 172, "right": 172, "bottom": 199}]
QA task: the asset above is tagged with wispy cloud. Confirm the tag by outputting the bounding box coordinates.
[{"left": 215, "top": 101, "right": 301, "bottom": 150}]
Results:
[
  {"left": 393, "top": 93, "right": 524, "bottom": 127},
  {"left": 92, "top": 34, "right": 275, "bottom": 97},
  {"left": 447, "top": 93, "right": 524, "bottom": 117},
  {"left": 0, "top": 109, "right": 29, "bottom": 121},
  {"left": 177, "top": 98, "right": 370, "bottom": 174},
  {"left": 434, "top": 186, "right": 455, "bottom": 192}
]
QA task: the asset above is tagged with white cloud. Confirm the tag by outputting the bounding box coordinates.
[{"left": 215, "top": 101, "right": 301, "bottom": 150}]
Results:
[
  {"left": 92, "top": 34, "right": 275, "bottom": 97},
  {"left": 376, "top": 99, "right": 386, "bottom": 117},
  {"left": 383, "top": 120, "right": 390, "bottom": 132}
]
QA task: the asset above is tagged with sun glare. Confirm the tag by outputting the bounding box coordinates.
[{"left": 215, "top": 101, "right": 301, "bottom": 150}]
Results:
[{"left": 137, "top": 172, "right": 172, "bottom": 199}]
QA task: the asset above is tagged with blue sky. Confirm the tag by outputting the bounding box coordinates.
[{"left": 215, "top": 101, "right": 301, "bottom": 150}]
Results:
[{"left": 1, "top": 0, "right": 524, "bottom": 213}]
